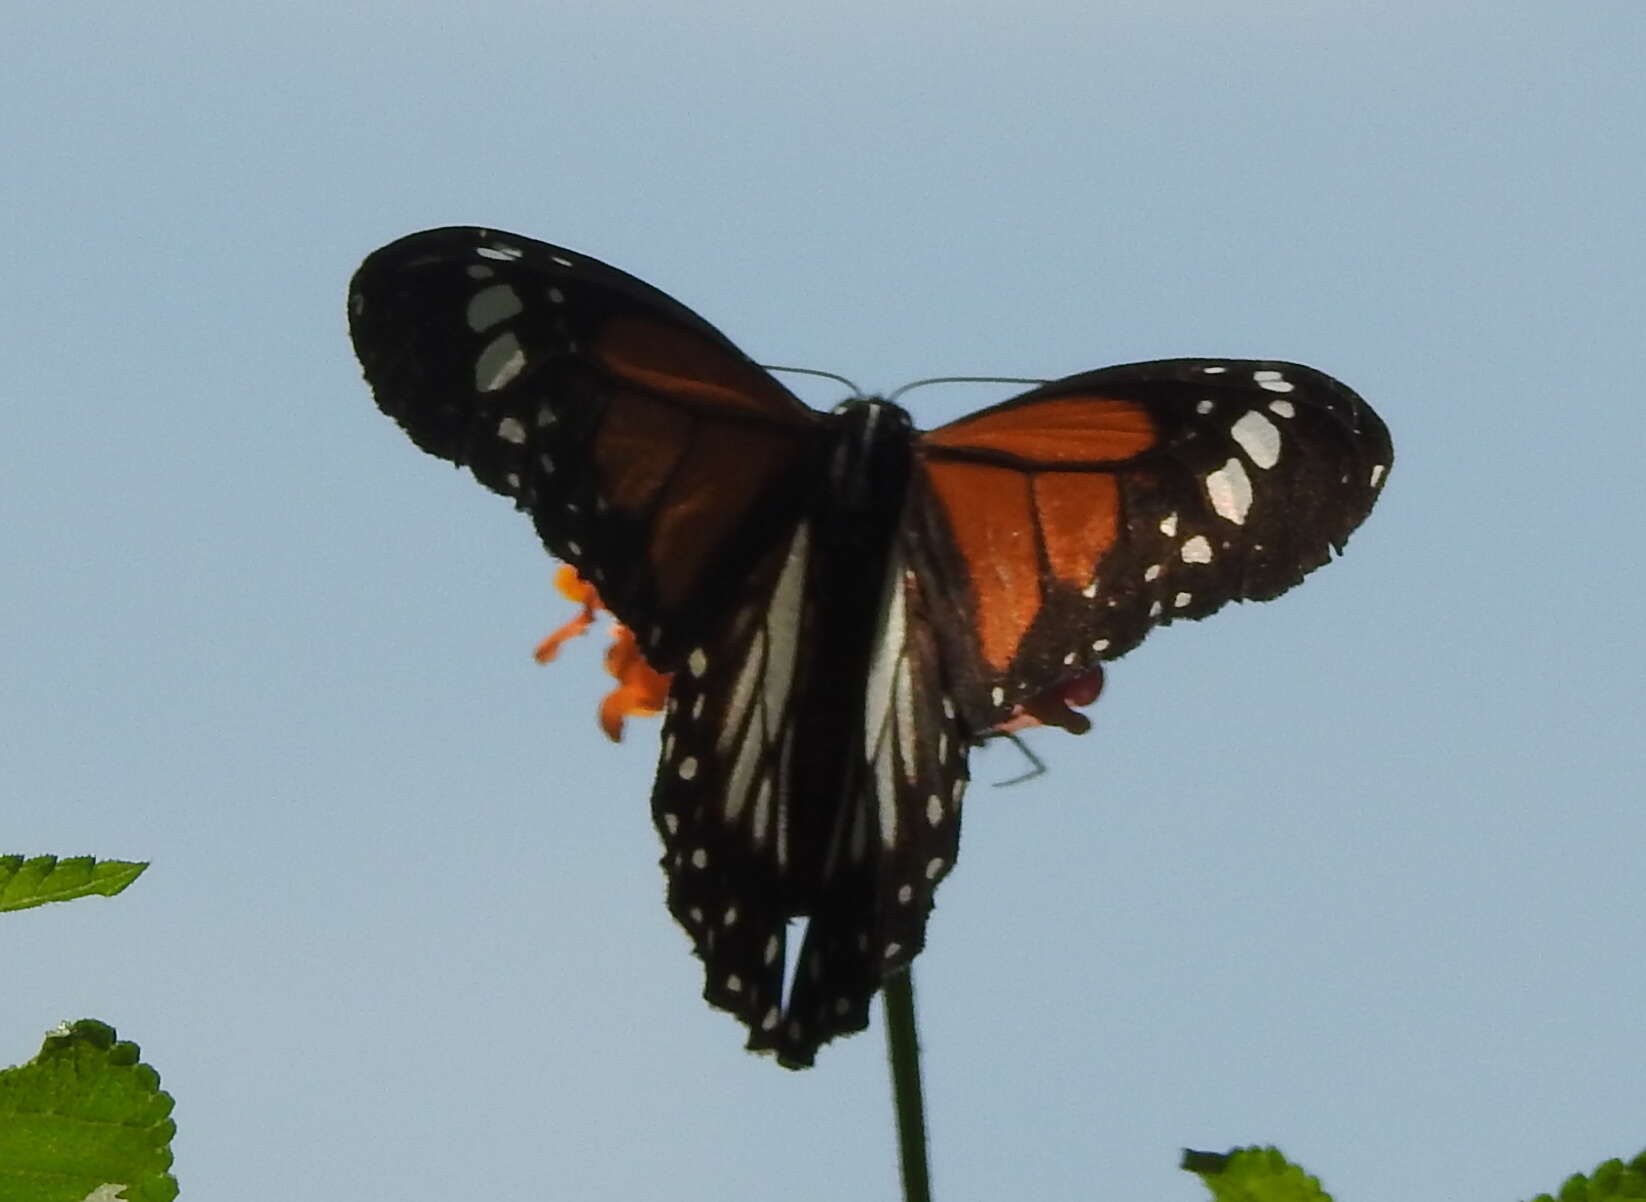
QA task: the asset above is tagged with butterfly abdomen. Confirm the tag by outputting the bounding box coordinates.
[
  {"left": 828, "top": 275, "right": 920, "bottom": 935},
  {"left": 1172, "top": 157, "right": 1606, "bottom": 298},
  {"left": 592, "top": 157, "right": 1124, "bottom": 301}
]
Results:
[{"left": 785, "top": 399, "right": 920, "bottom": 881}]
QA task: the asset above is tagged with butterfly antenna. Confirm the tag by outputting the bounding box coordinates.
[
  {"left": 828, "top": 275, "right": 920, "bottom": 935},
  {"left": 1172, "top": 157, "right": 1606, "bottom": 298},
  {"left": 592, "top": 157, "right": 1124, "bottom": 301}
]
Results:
[
  {"left": 989, "top": 733, "right": 1047, "bottom": 788},
  {"left": 762, "top": 364, "right": 865, "bottom": 397},
  {"left": 886, "top": 375, "right": 1050, "bottom": 404}
]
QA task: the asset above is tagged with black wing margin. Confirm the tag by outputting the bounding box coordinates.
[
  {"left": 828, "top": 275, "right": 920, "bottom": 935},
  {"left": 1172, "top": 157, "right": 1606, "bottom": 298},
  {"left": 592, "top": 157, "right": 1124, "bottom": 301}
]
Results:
[{"left": 348, "top": 226, "right": 825, "bottom": 670}]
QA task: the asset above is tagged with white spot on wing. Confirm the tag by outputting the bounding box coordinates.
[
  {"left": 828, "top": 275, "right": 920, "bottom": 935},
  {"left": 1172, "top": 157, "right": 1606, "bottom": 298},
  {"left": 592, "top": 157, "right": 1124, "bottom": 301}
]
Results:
[
  {"left": 688, "top": 648, "right": 708, "bottom": 677},
  {"left": 465, "top": 283, "right": 523, "bottom": 332},
  {"left": 497, "top": 416, "right": 526, "bottom": 444},
  {"left": 1181, "top": 534, "right": 1214, "bottom": 563},
  {"left": 1230, "top": 410, "right": 1282, "bottom": 469},
  {"left": 924, "top": 857, "right": 944, "bottom": 880},
  {"left": 476, "top": 332, "right": 526, "bottom": 391},
  {"left": 1253, "top": 369, "right": 1295, "bottom": 393},
  {"left": 1159, "top": 512, "right": 1178, "bottom": 537},
  {"left": 1268, "top": 399, "right": 1296, "bottom": 419},
  {"left": 1370, "top": 463, "right": 1387, "bottom": 487},
  {"left": 926, "top": 794, "right": 943, "bottom": 827},
  {"left": 1205, "top": 458, "right": 1253, "bottom": 524},
  {"left": 678, "top": 756, "right": 698, "bottom": 780},
  {"left": 1144, "top": 563, "right": 1162, "bottom": 582},
  {"left": 1174, "top": 591, "right": 1192, "bottom": 608},
  {"left": 1202, "top": 365, "right": 1228, "bottom": 374},
  {"left": 1196, "top": 399, "right": 1215, "bottom": 415},
  {"left": 477, "top": 242, "right": 523, "bottom": 261}
]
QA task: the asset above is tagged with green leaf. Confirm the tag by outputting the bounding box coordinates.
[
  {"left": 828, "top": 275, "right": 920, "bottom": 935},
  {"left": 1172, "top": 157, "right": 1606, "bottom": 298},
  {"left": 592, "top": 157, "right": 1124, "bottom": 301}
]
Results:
[
  {"left": 1183, "top": 1146, "right": 1333, "bottom": 1202},
  {"left": 0, "top": 857, "right": 147, "bottom": 913},
  {"left": 0, "top": 1020, "right": 177, "bottom": 1202},
  {"left": 1522, "top": 1150, "right": 1646, "bottom": 1202}
]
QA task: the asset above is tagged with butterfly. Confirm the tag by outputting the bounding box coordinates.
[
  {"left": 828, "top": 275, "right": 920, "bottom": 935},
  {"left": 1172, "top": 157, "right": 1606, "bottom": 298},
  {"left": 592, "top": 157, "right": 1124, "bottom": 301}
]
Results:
[{"left": 348, "top": 227, "right": 1392, "bottom": 1067}]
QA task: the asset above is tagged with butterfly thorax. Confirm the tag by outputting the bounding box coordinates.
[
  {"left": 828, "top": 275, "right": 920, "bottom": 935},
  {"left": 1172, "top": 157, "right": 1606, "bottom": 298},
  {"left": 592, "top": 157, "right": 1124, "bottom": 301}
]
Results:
[{"left": 823, "top": 398, "right": 915, "bottom": 532}]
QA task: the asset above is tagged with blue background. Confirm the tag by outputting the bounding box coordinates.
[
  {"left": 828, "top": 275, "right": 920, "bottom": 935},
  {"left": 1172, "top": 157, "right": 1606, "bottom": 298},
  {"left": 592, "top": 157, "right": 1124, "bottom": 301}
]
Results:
[{"left": 3, "top": 4, "right": 1642, "bottom": 1199}]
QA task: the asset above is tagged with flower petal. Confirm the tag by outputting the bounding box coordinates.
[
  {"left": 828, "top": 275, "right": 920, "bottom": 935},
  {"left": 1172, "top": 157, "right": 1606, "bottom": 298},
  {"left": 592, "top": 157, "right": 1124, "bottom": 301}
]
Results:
[{"left": 536, "top": 566, "right": 673, "bottom": 741}]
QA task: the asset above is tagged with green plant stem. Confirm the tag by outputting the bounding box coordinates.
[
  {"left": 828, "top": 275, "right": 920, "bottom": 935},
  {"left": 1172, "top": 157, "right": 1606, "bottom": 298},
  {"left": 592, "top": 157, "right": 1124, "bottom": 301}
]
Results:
[{"left": 884, "top": 968, "right": 932, "bottom": 1202}]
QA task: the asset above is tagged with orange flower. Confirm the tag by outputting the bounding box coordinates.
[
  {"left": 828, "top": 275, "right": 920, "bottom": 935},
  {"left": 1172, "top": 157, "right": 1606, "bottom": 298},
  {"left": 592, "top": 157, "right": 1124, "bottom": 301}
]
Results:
[{"left": 535, "top": 565, "right": 672, "bottom": 741}]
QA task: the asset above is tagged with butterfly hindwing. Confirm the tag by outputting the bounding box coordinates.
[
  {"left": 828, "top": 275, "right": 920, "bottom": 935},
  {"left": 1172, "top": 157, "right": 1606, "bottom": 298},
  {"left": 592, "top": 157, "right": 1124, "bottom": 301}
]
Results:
[
  {"left": 911, "top": 359, "right": 1392, "bottom": 729},
  {"left": 649, "top": 522, "right": 814, "bottom": 1054},
  {"left": 348, "top": 227, "right": 824, "bottom": 670},
  {"left": 651, "top": 507, "right": 971, "bottom": 1067}
]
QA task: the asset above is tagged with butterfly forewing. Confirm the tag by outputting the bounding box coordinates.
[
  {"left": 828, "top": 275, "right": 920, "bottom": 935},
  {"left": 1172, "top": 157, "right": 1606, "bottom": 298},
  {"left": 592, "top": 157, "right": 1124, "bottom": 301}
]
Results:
[
  {"left": 348, "top": 227, "right": 823, "bottom": 670},
  {"left": 912, "top": 359, "right": 1392, "bottom": 729}
]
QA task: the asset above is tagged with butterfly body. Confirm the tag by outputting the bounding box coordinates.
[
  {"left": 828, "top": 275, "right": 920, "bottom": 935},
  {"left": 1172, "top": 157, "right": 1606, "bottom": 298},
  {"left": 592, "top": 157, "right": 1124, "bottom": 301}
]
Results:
[{"left": 348, "top": 227, "right": 1392, "bottom": 1066}]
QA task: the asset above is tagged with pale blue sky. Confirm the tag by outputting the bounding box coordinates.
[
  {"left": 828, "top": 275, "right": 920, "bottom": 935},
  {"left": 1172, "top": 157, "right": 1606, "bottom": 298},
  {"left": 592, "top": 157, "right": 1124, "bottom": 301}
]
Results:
[{"left": 3, "top": 4, "right": 1643, "bottom": 1200}]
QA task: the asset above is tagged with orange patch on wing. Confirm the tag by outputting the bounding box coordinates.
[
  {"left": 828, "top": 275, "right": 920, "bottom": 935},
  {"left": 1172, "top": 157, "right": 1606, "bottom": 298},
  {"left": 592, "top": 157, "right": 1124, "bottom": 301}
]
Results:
[
  {"left": 1031, "top": 471, "right": 1120, "bottom": 589},
  {"left": 923, "top": 460, "right": 1041, "bottom": 671},
  {"left": 925, "top": 396, "right": 1156, "bottom": 463},
  {"left": 593, "top": 391, "right": 799, "bottom": 607},
  {"left": 593, "top": 391, "right": 691, "bottom": 515},
  {"left": 596, "top": 315, "right": 799, "bottom": 417},
  {"left": 645, "top": 424, "right": 799, "bottom": 608}
]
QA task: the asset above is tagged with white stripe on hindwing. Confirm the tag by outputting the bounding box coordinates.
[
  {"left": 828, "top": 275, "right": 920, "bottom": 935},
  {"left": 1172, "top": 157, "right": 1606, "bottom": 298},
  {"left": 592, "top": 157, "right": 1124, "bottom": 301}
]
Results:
[
  {"left": 715, "top": 523, "right": 811, "bottom": 853},
  {"left": 863, "top": 547, "right": 911, "bottom": 853}
]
